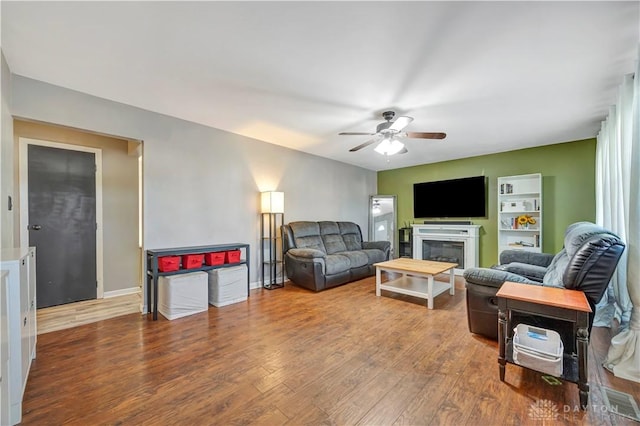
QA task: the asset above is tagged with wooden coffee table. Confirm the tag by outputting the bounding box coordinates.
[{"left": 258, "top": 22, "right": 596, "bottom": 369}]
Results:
[{"left": 374, "top": 258, "right": 458, "bottom": 309}]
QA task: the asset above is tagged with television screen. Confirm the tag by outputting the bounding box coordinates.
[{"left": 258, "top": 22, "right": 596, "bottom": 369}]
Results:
[{"left": 413, "top": 176, "right": 487, "bottom": 218}]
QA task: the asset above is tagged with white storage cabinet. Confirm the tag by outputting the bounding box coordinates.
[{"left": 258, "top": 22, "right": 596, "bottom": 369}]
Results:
[
  {"left": 1, "top": 271, "right": 10, "bottom": 426},
  {"left": 1, "top": 247, "right": 37, "bottom": 425}
]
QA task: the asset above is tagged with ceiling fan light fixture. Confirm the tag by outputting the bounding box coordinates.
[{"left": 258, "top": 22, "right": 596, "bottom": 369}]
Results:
[{"left": 374, "top": 138, "right": 405, "bottom": 156}]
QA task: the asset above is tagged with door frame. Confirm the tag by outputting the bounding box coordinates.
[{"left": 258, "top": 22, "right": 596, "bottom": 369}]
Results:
[
  {"left": 369, "top": 195, "right": 397, "bottom": 258},
  {"left": 18, "top": 137, "right": 105, "bottom": 299}
]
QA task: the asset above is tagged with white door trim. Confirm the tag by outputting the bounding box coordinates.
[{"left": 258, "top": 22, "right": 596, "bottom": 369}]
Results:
[{"left": 19, "top": 137, "right": 105, "bottom": 299}]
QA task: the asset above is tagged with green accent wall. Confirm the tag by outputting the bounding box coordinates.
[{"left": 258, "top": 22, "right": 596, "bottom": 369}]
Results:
[{"left": 377, "top": 138, "right": 597, "bottom": 267}]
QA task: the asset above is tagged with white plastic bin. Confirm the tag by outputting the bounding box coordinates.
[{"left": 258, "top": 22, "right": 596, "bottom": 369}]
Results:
[
  {"left": 513, "top": 323, "right": 564, "bottom": 376},
  {"left": 208, "top": 265, "right": 248, "bottom": 307},
  {"left": 158, "top": 271, "right": 208, "bottom": 320}
]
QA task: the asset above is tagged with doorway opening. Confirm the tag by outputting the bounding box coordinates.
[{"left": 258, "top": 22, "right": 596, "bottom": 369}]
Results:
[{"left": 16, "top": 121, "right": 142, "bottom": 314}]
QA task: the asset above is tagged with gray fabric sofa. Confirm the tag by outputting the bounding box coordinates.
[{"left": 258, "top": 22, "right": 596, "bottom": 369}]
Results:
[{"left": 282, "top": 221, "right": 391, "bottom": 291}]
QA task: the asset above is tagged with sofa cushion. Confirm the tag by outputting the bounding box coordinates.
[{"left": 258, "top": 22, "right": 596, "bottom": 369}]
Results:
[
  {"left": 325, "top": 254, "right": 351, "bottom": 275},
  {"left": 319, "top": 221, "right": 348, "bottom": 254},
  {"left": 338, "top": 221, "right": 363, "bottom": 251},
  {"left": 494, "top": 262, "right": 548, "bottom": 282},
  {"left": 290, "top": 221, "right": 327, "bottom": 253},
  {"left": 336, "top": 250, "right": 368, "bottom": 268},
  {"left": 464, "top": 267, "right": 538, "bottom": 289},
  {"left": 361, "top": 248, "right": 387, "bottom": 265}
]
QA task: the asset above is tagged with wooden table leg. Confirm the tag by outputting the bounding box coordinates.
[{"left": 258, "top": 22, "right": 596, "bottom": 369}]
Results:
[
  {"left": 375, "top": 267, "right": 381, "bottom": 296},
  {"left": 498, "top": 307, "right": 507, "bottom": 381},
  {"left": 577, "top": 313, "right": 590, "bottom": 409}
]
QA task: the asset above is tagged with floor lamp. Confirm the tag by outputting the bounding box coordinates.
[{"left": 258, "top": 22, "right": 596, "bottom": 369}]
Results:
[{"left": 260, "top": 191, "right": 284, "bottom": 289}]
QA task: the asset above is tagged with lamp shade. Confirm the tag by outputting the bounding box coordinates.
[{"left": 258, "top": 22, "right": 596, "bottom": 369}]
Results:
[{"left": 261, "top": 191, "right": 284, "bottom": 213}]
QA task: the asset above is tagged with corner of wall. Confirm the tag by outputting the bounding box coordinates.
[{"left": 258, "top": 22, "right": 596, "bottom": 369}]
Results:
[{"left": 1, "top": 49, "right": 15, "bottom": 249}]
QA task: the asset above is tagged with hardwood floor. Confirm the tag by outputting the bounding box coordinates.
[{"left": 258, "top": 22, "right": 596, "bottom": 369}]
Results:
[
  {"left": 36, "top": 292, "right": 141, "bottom": 334},
  {"left": 22, "top": 276, "right": 639, "bottom": 425}
]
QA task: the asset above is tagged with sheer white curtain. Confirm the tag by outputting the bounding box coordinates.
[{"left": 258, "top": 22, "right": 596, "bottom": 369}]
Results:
[{"left": 595, "top": 45, "right": 639, "bottom": 383}]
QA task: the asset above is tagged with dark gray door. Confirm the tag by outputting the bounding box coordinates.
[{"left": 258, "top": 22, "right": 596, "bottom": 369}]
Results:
[{"left": 28, "top": 144, "right": 97, "bottom": 308}]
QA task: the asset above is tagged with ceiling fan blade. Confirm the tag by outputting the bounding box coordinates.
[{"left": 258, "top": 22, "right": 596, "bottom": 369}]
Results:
[
  {"left": 389, "top": 116, "right": 413, "bottom": 131},
  {"left": 398, "top": 147, "right": 409, "bottom": 154},
  {"left": 339, "top": 132, "right": 376, "bottom": 136},
  {"left": 406, "top": 132, "right": 447, "bottom": 139},
  {"left": 349, "top": 138, "right": 379, "bottom": 152}
]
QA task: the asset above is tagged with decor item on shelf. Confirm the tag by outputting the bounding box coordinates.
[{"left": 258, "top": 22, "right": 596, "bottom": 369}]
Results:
[
  {"left": 516, "top": 214, "right": 536, "bottom": 229},
  {"left": 261, "top": 191, "right": 285, "bottom": 290},
  {"left": 339, "top": 110, "right": 446, "bottom": 156}
]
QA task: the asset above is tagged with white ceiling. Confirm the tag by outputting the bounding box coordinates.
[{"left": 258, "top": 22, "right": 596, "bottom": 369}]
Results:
[{"left": 2, "top": 1, "right": 639, "bottom": 171}]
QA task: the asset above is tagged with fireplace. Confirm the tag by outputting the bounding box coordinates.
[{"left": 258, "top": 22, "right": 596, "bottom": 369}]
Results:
[
  {"left": 422, "top": 240, "right": 466, "bottom": 268},
  {"left": 412, "top": 224, "right": 481, "bottom": 275}
]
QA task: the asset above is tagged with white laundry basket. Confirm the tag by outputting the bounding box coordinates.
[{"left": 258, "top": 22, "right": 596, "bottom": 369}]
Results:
[
  {"left": 158, "top": 271, "right": 208, "bottom": 320},
  {"left": 513, "top": 323, "right": 564, "bottom": 377},
  {"left": 208, "top": 265, "right": 248, "bottom": 307}
]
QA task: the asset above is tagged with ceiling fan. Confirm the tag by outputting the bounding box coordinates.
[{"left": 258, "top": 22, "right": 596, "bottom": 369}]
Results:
[{"left": 339, "top": 111, "right": 446, "bottom": 156}]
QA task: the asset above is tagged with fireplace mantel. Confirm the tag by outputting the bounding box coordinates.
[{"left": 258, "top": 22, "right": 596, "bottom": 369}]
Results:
[{"left": 412, "top": 224, "right": 481, "bottom": 275}]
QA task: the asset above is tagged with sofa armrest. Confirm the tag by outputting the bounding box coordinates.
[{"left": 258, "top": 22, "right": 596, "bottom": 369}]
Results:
[
  {"left": 499, "top": 250, "right": 555, "bottom": 267},
  {"left": 287, "top": 248, "right": 326, "bottom": 259},
  {"left": 363, "top": 241, "right": 391, "bottom": 259},
  {"left": 463, "top": 267, "right": 541, "bottom": 289},
  {"left": 492, "top": 262, "right": 547, "bottom": 282}
]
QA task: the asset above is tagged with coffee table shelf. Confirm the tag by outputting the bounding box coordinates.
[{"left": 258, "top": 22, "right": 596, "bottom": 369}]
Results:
[{"left": 379, "top": 276, "right": 451, "bottom": 300}]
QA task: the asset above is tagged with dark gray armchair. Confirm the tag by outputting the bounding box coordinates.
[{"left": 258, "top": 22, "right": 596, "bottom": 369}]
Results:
[{"left": 464, "top": 222, "right": 625, "bottom": 341}]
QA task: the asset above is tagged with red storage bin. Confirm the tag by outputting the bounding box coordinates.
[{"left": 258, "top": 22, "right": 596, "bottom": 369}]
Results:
[
  {"left": 225, "top": 250, "right": 241, "bottom": 264},
  {"left": 182, "top": 254, "right": 204, "bottom": 269},
  {"left": 204, "top": 252, "right": 225, "bottom": 266},
  {"left": 158, "top": 256, "right": 180, "bottom": 272}
]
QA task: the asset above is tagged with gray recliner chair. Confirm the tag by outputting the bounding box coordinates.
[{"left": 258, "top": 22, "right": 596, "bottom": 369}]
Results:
[{"left": 464, "top": 222, "right": 626, "bottom": 343}]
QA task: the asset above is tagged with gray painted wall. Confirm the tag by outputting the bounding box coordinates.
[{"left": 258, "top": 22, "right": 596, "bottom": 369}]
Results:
[
  {"left": 1, "top": 53, "right": 14, "bottom": 249},
  {"left": 9, "top": 75, "right": 377, "bottom": 300}
]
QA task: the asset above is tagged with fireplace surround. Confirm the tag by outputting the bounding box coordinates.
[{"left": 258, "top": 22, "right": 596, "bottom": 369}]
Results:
[{"left": 412, "top": 224, "right": 481, "bottom": 275}]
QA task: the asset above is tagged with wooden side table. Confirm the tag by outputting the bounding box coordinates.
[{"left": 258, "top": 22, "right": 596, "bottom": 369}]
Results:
[{"left": 496, "top": 281, "right": 592, "bottom": 409}]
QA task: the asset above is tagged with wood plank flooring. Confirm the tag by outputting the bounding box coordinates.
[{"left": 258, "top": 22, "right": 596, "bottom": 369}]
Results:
[
  {"left": 22, "top": 276, "right": 640, "bottom": 425},
  {"left": 36, "top": 292, "right": 141, "bottom": 334}
]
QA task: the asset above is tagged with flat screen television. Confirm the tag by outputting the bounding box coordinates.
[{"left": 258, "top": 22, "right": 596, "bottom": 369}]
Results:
[{"left": 413, "top": 176, "right": 487, "bottom": 218}]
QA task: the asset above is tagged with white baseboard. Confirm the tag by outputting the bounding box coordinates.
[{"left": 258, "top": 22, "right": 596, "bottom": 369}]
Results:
[{"left": 104, "top": 287, "right": 141, "bottom": 298}]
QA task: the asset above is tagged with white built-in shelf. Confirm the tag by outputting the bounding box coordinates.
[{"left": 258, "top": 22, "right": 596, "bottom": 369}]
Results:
[{"left": 497, "top": 173, "right": 542, "bottom": 258}]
